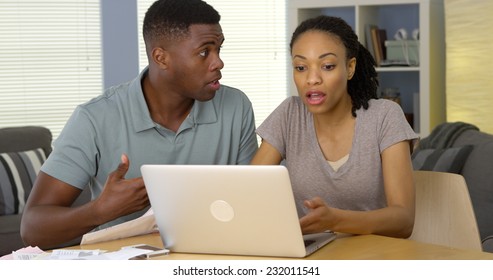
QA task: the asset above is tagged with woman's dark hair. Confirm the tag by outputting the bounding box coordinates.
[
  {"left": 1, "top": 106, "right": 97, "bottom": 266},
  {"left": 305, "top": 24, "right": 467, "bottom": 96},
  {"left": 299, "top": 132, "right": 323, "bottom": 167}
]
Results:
[
  {"left": 290, "top": 15, "right": 378, "bottom": 117},
  {"left": 143, "top": 0, "right": 220, "bottom": 44}
]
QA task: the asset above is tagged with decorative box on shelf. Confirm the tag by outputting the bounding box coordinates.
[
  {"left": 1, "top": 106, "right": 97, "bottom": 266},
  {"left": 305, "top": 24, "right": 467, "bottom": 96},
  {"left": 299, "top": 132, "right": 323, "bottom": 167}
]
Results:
[{"left": 384, "top": 40, "right": 420, "bottom": 66}]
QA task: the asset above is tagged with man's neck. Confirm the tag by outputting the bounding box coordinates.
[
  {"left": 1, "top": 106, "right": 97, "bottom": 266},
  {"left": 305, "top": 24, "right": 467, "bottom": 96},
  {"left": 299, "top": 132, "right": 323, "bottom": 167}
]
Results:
[{"left": 142, "top": 73, "right": 194, "bottom": 132}]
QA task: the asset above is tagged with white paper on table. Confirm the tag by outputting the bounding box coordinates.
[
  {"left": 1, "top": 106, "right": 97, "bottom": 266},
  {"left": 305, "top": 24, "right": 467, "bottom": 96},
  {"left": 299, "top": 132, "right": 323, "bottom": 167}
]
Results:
[
  {"left": 81, "top": 208, "right": 158, "bottom": 245},
  {"left": 0, "top": 246, "right": 45, "bottom": 260}
]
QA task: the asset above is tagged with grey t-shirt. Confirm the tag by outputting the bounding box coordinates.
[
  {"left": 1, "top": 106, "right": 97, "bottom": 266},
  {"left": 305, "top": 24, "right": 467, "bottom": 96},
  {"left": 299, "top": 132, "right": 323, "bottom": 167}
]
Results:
[
  {"left": 41, "top": 69, "right": 258, "bottom": 228},
  {"left": 256, "top": 96, "right": 417, "bottom": 218}
]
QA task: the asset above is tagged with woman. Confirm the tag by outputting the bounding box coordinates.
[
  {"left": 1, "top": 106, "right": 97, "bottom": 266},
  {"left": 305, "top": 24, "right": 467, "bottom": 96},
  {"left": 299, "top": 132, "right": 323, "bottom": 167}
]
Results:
[{"left": 251, "top": 16, "right": 418, "bottom": 238}]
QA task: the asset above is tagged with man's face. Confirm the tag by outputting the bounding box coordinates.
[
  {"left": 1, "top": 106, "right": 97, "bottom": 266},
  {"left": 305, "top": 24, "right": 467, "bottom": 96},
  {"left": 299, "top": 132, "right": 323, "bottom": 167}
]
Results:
[{"left": 165, "top": 24, "right": 225, "bottom": 101}]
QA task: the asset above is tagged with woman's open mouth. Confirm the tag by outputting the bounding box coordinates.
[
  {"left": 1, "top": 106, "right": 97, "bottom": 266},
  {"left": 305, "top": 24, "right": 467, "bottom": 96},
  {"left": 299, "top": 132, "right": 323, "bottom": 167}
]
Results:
[{"left": 305, "top": 91, "right": 326, "bottom": 105}]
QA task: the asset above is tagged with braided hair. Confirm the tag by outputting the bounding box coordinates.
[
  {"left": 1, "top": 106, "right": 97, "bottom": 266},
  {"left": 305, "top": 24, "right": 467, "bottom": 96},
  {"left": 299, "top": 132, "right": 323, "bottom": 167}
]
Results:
[{"left": 290, "top": 15, "right": 378, "bottom": 117}]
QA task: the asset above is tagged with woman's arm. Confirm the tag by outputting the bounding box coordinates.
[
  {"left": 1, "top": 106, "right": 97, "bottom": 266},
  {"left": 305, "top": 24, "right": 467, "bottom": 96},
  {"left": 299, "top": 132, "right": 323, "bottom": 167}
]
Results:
[
  {"left": 250, "top": 140, "right": 283, "bottom": 165},
  {"left": 300, "top": 140, "right": 415, "bottom": 238}
]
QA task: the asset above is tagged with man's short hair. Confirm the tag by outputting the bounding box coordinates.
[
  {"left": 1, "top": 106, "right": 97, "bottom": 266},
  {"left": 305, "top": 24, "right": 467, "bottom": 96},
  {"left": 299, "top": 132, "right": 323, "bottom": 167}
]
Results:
[{"left": 143, "top": 0, "right": 221, "bottom": 44}]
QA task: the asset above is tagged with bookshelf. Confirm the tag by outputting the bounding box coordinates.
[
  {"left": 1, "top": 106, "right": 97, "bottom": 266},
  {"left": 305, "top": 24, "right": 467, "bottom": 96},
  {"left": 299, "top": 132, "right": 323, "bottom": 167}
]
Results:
[{"left": 287, "top": 0, "right": 445, "bottom": 137}]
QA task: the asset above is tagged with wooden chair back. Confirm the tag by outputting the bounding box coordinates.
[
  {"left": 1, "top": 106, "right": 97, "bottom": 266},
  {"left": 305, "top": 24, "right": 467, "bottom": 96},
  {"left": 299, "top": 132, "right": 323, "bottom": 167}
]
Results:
[{"left": 410, "top": 170, "right": 482, "bottom": 251}]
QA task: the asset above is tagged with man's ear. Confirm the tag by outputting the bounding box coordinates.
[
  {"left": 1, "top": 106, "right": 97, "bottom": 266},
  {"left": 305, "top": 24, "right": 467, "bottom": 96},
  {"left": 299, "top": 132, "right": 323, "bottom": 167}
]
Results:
[{"left": 151, "top": 47, "right": 169, "bottom": 69}]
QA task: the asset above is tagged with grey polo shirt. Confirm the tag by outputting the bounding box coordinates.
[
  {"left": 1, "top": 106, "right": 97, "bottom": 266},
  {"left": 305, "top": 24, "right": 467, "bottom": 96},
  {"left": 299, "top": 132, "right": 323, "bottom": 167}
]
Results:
[{"left": 41, "top": 69, "right": 258, "bottom": 228}]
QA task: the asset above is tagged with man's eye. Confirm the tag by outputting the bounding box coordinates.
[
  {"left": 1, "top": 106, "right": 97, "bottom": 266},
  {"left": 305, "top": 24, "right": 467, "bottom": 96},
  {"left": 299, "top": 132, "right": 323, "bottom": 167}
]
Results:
[{"left": 199, "top": 50, "right": 209, "bottom": 57}]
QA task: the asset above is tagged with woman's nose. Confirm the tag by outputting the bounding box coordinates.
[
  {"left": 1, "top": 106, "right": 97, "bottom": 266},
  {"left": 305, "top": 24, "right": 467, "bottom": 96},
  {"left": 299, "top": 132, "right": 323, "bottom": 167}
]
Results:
[{"left": 306, "top": 69, "right": 322, "bottom": 85}]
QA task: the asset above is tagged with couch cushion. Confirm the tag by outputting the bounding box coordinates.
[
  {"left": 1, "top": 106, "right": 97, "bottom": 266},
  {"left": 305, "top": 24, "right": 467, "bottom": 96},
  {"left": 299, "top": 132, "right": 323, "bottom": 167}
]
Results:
[
  {"left": 457, "top": 141, "right": 493, "bottom": 241},
  {"left": 412, "top": 145, "right": 473, "bottom": 174},
  {"left": 0, "top": 148, "right": 46, "bottom": 215},
  {"left": 0, "top": 214, "right": 24, "bottom": 256}
]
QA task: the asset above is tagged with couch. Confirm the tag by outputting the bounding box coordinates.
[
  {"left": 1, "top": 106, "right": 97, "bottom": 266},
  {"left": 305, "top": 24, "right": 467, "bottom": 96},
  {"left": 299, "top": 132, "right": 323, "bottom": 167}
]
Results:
[
  {"left": 0, "top": 126, "right": 90, "bottom": 256},
  {"left": 412, "top": 122, "right": 493, "bottom": 252}
]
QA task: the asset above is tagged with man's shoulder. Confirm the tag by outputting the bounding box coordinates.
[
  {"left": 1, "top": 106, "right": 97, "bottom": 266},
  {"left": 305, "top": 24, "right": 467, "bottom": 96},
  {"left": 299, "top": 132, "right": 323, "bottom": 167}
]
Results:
[
  {"left": 215, "top": 84, "right": 252, "bottom": 105},
  {"left": 217, "top": 84, "right": 247, "bottom": 96},
  {"left": 79, "top": 81, "right": 135, "bottom": 110}
]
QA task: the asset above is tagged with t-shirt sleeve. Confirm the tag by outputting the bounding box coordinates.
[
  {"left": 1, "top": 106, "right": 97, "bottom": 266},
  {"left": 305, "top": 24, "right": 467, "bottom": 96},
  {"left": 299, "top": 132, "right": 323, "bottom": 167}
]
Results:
[
  {"left": 379, "top": 100, "right": 419, "bottom": 152},
  {"left": 256, "top": 97, "right": 294, "bottom": 159},
  {"left": 41, "top": 106, "right": 98, "bottom": 189}
]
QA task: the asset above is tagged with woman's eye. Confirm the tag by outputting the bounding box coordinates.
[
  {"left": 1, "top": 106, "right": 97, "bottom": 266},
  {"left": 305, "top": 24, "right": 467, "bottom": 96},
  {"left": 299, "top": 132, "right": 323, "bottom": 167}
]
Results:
[
  {"left": 322, "top": 64, "right": 335, "bottom": 70},
  {"left": 294, "top": 65, "right": 305, "bottom": 71}
]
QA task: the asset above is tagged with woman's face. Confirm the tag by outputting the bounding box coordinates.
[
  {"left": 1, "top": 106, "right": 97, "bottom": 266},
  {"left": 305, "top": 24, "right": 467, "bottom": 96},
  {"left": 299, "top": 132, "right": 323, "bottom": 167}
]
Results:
[{"left": 291, "top": 30, "right": 355, "bottom": 115}]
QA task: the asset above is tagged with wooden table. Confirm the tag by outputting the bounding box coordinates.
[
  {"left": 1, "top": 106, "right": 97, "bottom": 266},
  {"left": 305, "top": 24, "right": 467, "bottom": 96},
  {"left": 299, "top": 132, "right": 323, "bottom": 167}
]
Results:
[{"left": 72, "top": 232, "right": 493, "bottom": 260}]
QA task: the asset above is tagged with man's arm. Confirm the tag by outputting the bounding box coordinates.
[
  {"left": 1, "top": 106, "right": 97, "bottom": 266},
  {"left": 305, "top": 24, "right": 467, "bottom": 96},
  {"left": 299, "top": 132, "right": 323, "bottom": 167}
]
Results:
[{"left": 21, "top": 154, "right": 150, "bottom": 249}]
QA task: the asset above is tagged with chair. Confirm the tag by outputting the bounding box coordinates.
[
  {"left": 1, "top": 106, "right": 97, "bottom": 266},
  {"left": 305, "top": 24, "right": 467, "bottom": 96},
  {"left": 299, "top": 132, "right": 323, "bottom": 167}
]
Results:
[
  {"left": 0, "top": 126, "right": 90, "bottom": 256},
  {"left": 409, "top": 170, "right": 482, "bottom": 251},
  {"left": 0, "top": 126, "right": 53, "bottom": 256}
]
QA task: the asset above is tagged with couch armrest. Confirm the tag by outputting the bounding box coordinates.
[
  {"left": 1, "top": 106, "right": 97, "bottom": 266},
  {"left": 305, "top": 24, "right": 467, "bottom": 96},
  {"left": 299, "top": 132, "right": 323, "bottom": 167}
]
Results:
[{"left": 0, "top": 126, "right": 52, "bottom": 156}]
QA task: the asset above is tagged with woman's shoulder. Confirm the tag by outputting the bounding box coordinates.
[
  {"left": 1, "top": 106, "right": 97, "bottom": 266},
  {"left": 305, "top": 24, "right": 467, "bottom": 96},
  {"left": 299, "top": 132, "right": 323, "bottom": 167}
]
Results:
[
  {"left": 280, "top": 96, "right": 310, "bottom": 118},
  {"left": 368, "top": 98, "right": 401, "bottom": 108},
  {"left": 281, "top": 95, "right": 305, "bottom": 110},
  {"left": 260, "top": 96, "right": 308, "bottom": 126},
  {"left": 364, "top": 98, "right": 404, "bottom": 116}
]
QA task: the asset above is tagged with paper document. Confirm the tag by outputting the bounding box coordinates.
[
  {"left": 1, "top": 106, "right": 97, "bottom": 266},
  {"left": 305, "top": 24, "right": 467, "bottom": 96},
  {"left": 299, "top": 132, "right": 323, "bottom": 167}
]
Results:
[
  {"left": 0, "top": 247, "right": 105, "bottom": 260},
  {"left": 41, "top": 249, "right": 105, "bottom": 260},
  {"left": 76, "top": 248, "right": 156, "bottom": 260},
  {"left": 0, "top": 246, "right": 44, "bottom": 260},
  {"left": 81, "top": 208, "right": 158, "bottom": 245}
]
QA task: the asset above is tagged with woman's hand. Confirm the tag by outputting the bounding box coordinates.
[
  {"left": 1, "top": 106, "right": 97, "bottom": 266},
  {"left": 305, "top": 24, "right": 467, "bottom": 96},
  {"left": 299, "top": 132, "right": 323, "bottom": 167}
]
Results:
[{"left": 299, "top": 197, "right": 335, "bottom": 234}]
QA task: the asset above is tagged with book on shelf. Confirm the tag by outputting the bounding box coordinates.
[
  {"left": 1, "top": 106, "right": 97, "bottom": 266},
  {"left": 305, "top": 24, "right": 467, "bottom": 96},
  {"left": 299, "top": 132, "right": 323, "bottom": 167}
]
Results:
[
  {"left": 378, "top": 29, "right": 387, "bottom": 59},
  {"left": 364, "top": 24, "right": 377, "bottom": 59},
  {"left": 371, "top": 27, "right": 382, "bottom": 66},
  {"left": 365, "top": 24, "right": 387, "bottom": 67}
]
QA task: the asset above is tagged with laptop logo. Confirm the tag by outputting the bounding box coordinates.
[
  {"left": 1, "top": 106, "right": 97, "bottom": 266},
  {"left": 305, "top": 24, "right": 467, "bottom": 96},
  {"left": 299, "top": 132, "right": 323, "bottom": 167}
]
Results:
[{"left": 210, "top": 200, "right": 235, "bottom": 222}]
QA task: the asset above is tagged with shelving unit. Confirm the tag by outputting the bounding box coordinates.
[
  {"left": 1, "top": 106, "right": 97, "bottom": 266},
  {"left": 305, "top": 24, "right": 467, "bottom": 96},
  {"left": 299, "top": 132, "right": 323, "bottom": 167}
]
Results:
[{"left": 287, "top": 0, "right": 445, "bottom": 137}]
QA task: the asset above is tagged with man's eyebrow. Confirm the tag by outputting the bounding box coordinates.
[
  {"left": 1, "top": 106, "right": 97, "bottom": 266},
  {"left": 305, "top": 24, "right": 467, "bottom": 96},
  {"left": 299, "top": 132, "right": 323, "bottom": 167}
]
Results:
[
  {"left": 199, "top": 37, "right": 225, "bottom": 48},
  {"left": 292, "top": 52, "right": 336, "bottom": 60}
]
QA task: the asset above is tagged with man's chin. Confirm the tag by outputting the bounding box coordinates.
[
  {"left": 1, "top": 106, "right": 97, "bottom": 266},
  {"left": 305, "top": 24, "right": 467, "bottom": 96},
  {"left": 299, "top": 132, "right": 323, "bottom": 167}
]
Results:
[{"left": 196, "top": 91, "right": 216, "bottom": 102}]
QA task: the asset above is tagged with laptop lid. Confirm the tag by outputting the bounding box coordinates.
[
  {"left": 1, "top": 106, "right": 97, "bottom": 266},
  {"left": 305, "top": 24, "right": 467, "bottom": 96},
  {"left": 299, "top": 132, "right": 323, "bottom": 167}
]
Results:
[{"left": 141, "top": 164, "right": 335, "bottom": 258}]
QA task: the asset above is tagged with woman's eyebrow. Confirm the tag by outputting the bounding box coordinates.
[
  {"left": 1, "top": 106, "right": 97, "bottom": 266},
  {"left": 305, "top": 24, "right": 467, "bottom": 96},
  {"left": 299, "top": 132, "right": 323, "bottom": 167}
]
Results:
[{"left": 292, "top": 52, "right": 336, "bottom": 60}]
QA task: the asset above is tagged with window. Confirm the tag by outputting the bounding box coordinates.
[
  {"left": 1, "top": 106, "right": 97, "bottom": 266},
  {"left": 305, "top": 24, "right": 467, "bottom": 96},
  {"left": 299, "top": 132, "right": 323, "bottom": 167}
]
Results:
[
  {"left": 137, "top": 0, "right": 288, "bottom": 129},
  {"left": 0, "top": 1, "right": 102, "bottom": 139}
]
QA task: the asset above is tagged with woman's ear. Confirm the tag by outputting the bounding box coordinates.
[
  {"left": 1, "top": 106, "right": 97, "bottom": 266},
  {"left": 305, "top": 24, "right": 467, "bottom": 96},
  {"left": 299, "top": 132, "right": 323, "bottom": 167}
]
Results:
[{"left": 347, "top": 57, "right": 356, "bottom": 80}]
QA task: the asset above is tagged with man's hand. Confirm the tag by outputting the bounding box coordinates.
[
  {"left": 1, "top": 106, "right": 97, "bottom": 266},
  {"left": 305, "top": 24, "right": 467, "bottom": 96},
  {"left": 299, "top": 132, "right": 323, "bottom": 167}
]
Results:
[
  {"left": 21, "top": 154, "right": 150, "bottom": 248},
  {"left": 94, "top": 154, "right": 150, "bottom": 223}
]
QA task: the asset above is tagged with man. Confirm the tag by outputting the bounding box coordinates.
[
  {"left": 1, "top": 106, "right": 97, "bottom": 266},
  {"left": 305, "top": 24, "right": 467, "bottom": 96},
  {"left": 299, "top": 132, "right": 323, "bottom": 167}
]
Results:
[{"left": 21, "top": 0, "right": 258, "bottom": 249}]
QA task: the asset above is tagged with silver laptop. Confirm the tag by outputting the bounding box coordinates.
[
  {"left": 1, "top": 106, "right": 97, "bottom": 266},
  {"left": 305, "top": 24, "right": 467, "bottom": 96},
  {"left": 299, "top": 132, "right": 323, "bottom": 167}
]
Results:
[{"left": 141, "top": 164, "right": 336, "bottom": 258}]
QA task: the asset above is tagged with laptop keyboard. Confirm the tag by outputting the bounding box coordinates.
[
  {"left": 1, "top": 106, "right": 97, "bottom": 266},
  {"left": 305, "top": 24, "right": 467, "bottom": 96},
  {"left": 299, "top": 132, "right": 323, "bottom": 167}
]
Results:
[{"left": 304, "top": 239, "right": 315, "bottom": 247}]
